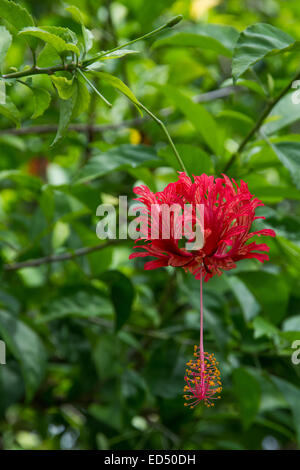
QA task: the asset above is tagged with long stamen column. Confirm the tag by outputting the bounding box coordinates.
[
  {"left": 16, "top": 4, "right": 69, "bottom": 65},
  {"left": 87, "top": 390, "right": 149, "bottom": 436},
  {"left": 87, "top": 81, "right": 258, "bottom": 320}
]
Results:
[{"left": 183, "top": 273, "right": 222, "bottom": 409}]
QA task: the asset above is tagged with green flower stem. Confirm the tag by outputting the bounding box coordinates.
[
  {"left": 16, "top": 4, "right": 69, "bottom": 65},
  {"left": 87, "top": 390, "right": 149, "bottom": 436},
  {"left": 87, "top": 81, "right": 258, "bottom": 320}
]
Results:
[
  {"left": 137, "top": 101, "right": 188, "bottom": 175},
  {"left": 82, "top": 15, "right": 183, "bottom": 67},
  {"left": 77, "top": 68, "right": 112, "bottom": 108}
]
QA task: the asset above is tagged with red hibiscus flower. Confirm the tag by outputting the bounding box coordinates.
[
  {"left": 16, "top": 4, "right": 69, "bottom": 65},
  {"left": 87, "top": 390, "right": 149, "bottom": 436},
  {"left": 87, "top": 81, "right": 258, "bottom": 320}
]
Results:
[
  {"left": 129, "top": 172, "right": 275, "bottom": 409},
  {"left": 129, "top": 172, "right": 275, "bottom": 282}
]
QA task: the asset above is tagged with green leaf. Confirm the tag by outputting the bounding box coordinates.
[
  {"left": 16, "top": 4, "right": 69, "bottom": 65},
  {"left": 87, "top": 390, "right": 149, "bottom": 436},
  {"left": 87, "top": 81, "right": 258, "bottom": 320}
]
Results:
[
  {"left": 238, "top": 272, "right": 289, "bottom": 324},
  {"left": 37, "top": 43, "right": 61, "bottom": 67},
  {"left": 82, "top": 26, "right": 94, "bottom": 54},
  {"left": 51, "top": 76, "right": 75, "bottom": 100},
  {"left": 51, "top": 95, "right": 76, "bottom": 146},
  {"left": 158, "top": 144, "right": 214, "bottom": 175},
  {"left": 91, "top": 49, "right": 138, "bottom": 62},
  {"left": 271, "top": 375, "right": 300, "bottom": 445},
  {"left": 218, "top": 109, "right": 254, "bottom": 126},
  {"left": 0, "top": 0, "right": 34, "bottom": 29},
  {"left": 233, "top": 367, "right": 261, "bottom": 429},
  {"left": 72, "top": 75, "right": 90, "bottom": 117},
  {"left": 0, "top": 25, "right": 12, "bottom": 69},
  {"left": 0, "top": 364, "right": 24, "bottom": 413},
  {"left": 282, "top": 315, "right": 300, "bottom": 332},
  {"left": 251, "top": 185, "right": 300, "bottom": 202},
  {"left": 75, "top": 144, "right": 161, "bottom": 183},
  {"left": 262, "top": 93, "right": 300, "bottom": 135},
  {"left": 101, "top": 271, "right": 134, "bottom": 330},
  {"left": 0, "top": 0, "right": 36, "bottom": 49},
  {"left": 92, "top": 332, "right": 121, "bottom": 382},
  {"left": 41, "top": 26, "right": 77, "bottom": 45},
  {"left": 31, "top": 88, "right": 51, "bottom": 119},
  {"left": 65, "top": 5, "right": 86, "bottom": 25},
  {"left": 0, "top": 96, "right": 20, "bottom": 126},
  {"left": 160, "top": 84, "right": 221, "bottom": 155},
  {"left": 269, "top": 142, "right": 300, "bottom": 190},
  {"left": 145, "top": 339, "right": 186, "bottom": 398},
  {"left": 153, "top": 23, "right": 239, "bottom": 57},
  {"left": 38, "top": 290, "right": 113, "bottom": 323},
  {"left": 227, "top": 275, "right": 260, "bottom": 321},
  {"left": 0, "top": 170, "right": 41, "bottom": 192},
  {"left": 276, "top": 236, "right": 300, "bottom": 272},
  {"left": 19, "top": 27, "right": 80, "bottom": 56},
  {"left": 238, "top": 271, "right": 289, "bottom": 325},
  {"left": 232, "top": 23, "right": 295, "bottom": 80},
  {"left": 89, "top": 403, "right": 122, "bottom": 432},
  {"left": 0, "top": 310, "right": 46, "bottom": 401},
  {"left": 92, "top": 71, "right": 140, "bottom": 108},
  {"left": 252, "top": 316, "right": 280, "bottom": 340}
]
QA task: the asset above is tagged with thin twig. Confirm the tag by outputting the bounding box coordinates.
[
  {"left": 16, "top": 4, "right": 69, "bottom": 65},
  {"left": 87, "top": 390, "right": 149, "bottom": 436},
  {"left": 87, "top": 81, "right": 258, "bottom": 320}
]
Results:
[
  {"left": 0, "top": 86, "right": 237, "bottom": 137},
  {"left": 4, "top": 239, "right": 122, "bottom": 271},
  {"left": 2, "top": 63, "right": 77, "bottom": 80},
  {"left": 223, "top": 71, "right": 300, "bottom": 172}
]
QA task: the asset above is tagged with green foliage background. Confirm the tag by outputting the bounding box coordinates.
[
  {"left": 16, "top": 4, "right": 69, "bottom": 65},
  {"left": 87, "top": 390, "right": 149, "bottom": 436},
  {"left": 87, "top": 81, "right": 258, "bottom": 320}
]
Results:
[{"left": 0, "top": 0, "right": 300, "bottom": 450}]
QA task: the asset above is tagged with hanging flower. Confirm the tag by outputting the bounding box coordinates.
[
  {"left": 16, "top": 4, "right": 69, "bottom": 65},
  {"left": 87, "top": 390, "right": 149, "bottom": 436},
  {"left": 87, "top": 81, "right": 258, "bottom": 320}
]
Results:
[
  {"left": 129, "top": 172, "right": 275, "bottom": 281},
  {"left": 129, "top": 173, "right": 275, "bottom": 409}
]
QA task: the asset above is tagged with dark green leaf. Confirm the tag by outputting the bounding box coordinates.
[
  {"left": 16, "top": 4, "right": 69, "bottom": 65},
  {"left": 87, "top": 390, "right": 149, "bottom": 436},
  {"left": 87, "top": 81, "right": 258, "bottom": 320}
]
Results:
[
  {"left": 271, "top": 375, "right": 300, "bottom": 445},
  {"left": 238, "top": 272, "right": 289, "bottom": 324},
  {"left": 270, "top": 142, "right": 300, "bottom": 190},
  {"left": 92, "top": 71, "right": 140, "bottom": 108},
  {"left": 144, "top": 340, "right": 185, "bottom": 398},
  {"left": 75, "top": 144, "right": 161, "bottom": 183},
  {"left": 158, "top": 144, "right": 214, "bottom": 175},
  {"left": 227, "top": 275, "right": 260, "bottom": 321},
  {"left": 0, "top": 310, "right": 46, "bottom": 401},
  {"left": 232, "top": 23, "right": 295, "bottom": 80},
  {"left": 160, "top": 84, "right": 221, "bottom": 155},
  {"left": 233, "top": 368, "right": 261, "bottom": 429},
  {"left": 0, "top": 0, "right": 36, "bottom": 49},
  {"left": 31, "top": 87, "right": 51, "bottom": 119},
  {"left": 101, "top": 271, "right": 134, "bottom": 330},
  {"left": 0, "top": 96, "right": 20, "bottom": 126}
]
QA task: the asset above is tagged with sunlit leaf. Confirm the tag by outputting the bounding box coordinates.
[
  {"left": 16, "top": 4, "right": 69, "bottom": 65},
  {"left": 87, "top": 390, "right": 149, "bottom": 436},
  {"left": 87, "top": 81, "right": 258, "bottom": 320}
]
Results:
[
  {"left": 31, "top": 87, "right": 51, "bottom": 119},
  {"left": 0, "top": 25, "right": 12, "bottom": 70},
  {"left": 232, "top": 23, "right": 295, "bottom": 80},
  {"left": 0, "top": 96, "right": 20, "bottom": 126},
  {"left": 19, "top": 27, "right": 80, "bottom": 56},
  {"left": 0, "top": 0, "right": 36, "bottom": 49}
]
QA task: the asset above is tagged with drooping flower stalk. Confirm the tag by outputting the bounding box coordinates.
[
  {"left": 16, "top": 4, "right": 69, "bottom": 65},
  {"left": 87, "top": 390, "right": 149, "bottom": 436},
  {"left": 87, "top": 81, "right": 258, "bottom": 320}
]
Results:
[{"left": 183, "top": 272, "right": 222, "bottom": 409}]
